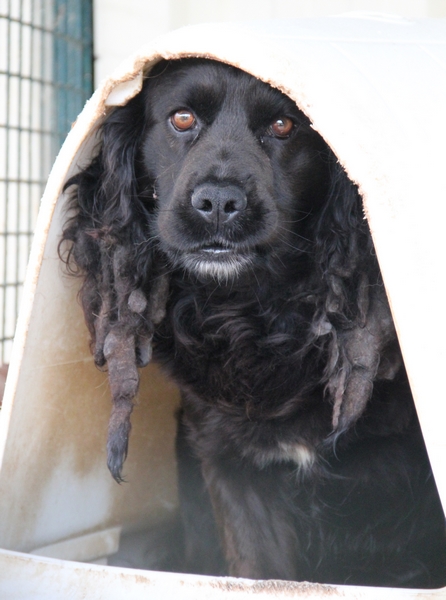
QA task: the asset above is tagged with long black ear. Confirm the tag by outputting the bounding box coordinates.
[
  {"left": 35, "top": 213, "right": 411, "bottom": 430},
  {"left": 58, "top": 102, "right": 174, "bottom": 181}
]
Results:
[
  {"left": 311, "top": 157, "right": 402, "bottom": 434},
  {"left": 60, "top": 92, "right": 169, "bottom": 482}
]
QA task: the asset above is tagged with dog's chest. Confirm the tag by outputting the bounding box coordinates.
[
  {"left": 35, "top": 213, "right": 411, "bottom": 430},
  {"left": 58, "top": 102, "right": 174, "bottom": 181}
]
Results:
[
  {"left": 153, "top": 281, "right": 327, "bottom": 427},
  {"left": 160, "top": 297, "right": 269, "bottom": 380}
]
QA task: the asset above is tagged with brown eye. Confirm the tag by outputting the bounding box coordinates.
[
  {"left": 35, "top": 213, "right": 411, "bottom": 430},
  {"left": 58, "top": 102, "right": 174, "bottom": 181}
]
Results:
[
  {"left": 269, "top": 117, "right": 294, "bottom": 138},
  {"left": 171, "top": 110, "right": 196, "bottom": 131}
]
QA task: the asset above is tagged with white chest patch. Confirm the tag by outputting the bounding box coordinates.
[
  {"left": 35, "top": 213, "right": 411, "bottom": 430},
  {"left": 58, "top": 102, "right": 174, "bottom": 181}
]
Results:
[
  {"left": 278, "top": 442, "right": 316, "bottom": 469},
  {"left": 250, "top": 442, "right": 316, "bottom": 470}
]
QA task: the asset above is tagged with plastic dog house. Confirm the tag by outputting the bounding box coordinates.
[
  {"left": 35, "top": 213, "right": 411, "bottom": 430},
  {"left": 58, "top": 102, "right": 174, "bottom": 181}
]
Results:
[{"left": 0, "top": 14, "right": 445, "bottom": 599}]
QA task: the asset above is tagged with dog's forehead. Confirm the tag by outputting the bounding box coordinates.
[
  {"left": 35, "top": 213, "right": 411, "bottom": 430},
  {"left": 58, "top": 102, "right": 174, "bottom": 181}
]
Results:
[{"left": 144, "top": 59, "right": 294, "bottom": 117}]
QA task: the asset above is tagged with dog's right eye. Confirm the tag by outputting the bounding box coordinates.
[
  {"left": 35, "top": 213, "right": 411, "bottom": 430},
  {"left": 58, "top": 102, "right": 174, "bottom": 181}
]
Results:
[{"left": 170, "top": 110, "right": 196, "bottom": 131}]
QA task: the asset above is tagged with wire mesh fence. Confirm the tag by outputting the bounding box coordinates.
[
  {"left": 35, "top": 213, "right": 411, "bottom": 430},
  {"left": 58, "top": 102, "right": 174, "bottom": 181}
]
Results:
[{"left": 0, "top": 0, "right": 93, "bottom": 367}]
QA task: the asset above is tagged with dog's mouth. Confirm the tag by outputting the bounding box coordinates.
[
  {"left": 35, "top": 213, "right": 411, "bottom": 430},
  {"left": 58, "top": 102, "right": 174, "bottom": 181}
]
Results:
[
  {"left": 177, "top": 241, "right": 254, "bottom": 281},
  {"left": 200, "top": 243, "right": 233, "bottom": 255}
]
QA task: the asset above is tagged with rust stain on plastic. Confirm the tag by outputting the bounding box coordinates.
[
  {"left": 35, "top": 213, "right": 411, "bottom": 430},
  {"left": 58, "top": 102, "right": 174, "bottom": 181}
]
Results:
[{"left": 208, "top": 578, "right": 340, "bottom": 596}]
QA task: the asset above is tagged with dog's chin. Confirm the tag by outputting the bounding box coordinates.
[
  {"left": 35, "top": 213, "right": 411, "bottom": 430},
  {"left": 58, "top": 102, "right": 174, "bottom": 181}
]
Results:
[{"left": 178, "top": 248, "right": 253, "bottom": 283}]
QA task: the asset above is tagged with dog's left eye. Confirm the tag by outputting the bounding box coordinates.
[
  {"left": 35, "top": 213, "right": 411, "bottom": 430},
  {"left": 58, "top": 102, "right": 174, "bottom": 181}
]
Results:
[
  {"left": 171, "top": 110, "right": 197, "bottom": 131},
  {"left": 268, "top": 117, "right": 294, "bottom": 139}
]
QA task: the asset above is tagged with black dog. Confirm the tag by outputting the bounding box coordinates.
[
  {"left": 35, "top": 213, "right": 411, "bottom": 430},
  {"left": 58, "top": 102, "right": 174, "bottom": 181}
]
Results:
[{"left": 61, "top": 59, "right": 446, "bottom": 587}]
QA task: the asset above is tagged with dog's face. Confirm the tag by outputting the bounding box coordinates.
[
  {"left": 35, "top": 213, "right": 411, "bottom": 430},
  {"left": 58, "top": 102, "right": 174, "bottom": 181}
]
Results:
[{"left": 142, "top": 59, "right": 329, "bottom": 281}]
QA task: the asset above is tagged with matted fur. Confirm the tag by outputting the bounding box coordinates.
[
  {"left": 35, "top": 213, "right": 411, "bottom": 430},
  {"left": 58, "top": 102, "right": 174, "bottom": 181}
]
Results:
[{"left": 60, "top": 59, "right": 446, "bottom": 587}]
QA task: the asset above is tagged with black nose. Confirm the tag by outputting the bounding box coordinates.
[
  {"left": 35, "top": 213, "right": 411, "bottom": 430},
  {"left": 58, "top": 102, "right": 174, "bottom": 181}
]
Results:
[{"left": 191, "top": 183, "right": 247, "bottom": 224}]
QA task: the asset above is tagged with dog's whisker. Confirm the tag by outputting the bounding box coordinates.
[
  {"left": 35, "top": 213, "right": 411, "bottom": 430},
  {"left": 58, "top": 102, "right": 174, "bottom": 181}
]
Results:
[{"left": 272, "top": 233, "right": 311, "bottom": 255}]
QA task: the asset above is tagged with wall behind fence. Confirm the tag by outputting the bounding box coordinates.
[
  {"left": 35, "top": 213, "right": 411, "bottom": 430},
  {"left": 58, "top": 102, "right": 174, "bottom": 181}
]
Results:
[{"left": 94, "top": 0, "right": 446, "bottom": 83}]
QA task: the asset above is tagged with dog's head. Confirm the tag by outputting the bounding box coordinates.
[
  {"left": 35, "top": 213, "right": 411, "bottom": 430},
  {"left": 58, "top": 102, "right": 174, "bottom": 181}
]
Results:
[{"left": 140, "top": 59, "right": 330, "bottom": 282}]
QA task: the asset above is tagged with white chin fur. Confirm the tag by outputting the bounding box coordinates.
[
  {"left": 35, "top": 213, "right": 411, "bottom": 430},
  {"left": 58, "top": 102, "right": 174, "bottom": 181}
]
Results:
[{"left": 181, "top": 254, "right": 252, "bottom": 282}]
